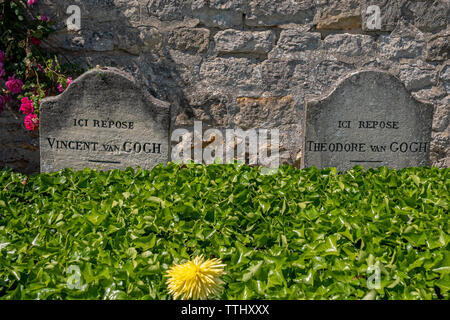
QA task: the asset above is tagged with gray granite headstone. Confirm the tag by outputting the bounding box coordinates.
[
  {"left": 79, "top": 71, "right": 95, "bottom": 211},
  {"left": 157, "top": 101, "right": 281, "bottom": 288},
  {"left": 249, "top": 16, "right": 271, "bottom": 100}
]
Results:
[
  {"left": 302, "top": 70, "right": 434, "bottom": 171},
  {"left": 40, "top": 67, "right": 170, "bottom": 172}
]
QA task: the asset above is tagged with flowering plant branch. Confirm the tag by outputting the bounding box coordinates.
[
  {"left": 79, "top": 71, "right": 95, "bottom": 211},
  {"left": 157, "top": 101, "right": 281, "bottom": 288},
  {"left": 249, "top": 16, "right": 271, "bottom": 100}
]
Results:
[{"left": 0, "top": 0, "right": 83, "bottom": 131}]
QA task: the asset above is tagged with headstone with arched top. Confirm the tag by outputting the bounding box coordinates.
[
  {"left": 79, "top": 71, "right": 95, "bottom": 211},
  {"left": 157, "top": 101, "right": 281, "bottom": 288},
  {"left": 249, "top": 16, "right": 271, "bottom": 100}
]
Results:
[
  {"left": 39, "top": 67, "right": 170, "bottom": 172},
  {"left": 302, "top": 70, "right": 434, "bottom": 171}
]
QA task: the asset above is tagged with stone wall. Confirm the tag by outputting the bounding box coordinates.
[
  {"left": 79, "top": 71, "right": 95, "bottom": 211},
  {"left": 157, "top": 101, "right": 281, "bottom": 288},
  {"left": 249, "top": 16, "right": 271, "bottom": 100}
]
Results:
[
  {"left": 0, "top": 108, "right": 40, "bottom": 174},
  {"left": 1, "top": 0, "right": 449, "bottom": 172}
]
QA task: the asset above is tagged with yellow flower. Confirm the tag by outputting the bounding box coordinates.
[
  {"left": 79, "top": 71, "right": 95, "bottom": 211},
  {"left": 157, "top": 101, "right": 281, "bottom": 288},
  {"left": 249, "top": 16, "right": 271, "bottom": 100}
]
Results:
[{"left": 165, "top": 255, "right": 226, "bottom": 300}]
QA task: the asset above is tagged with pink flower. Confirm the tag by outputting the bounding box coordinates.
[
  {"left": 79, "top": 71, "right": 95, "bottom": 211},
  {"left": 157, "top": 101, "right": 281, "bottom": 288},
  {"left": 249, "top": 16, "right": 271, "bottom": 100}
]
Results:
[
  {"left": 6, "top": 76, "right": 23, "bottom": 94},
  {"left": 0, "top": 51, "right": 4, "bottom": 62},
  {"left": 30, "top": 37, "right": 41, "bottom": 46},
  {"left": 37, "top": 63, "right": 45, "bottom": 72},
  {"left": 19, "top": 97, "right": 34, "bottom": 115},
  {"left": 41, "top": 15, "right": 50, "bottom": 22},
  {"left": 57, "top": 77, "right": 73, "bottom": 93},
  {"left": 24, "top": 114, "right": 39, "bottom": 131},
  {"left": 27, "top": 0, "right": 39, "bottom": 6}
]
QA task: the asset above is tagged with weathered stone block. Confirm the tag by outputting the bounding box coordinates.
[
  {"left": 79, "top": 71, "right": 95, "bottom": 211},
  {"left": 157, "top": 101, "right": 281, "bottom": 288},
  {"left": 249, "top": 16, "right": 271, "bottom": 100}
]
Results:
[
  {"left": 362, "top": 0, "right": 449, "bottom": 32},
  {"left": 268, "top": 30, "right": 321, "bottom": 61},
  {"left": 425, "top": 28, "right": 449, "bottom": 62},
  {"left": 146, "top": 0, "right": 188, "bottom": 21},
  {"left": 315, "top": 0, "right": 361, "bottom": 30},
  {"left": 190, "top": 0, "right": 244, "bottom": 28},
  {"left": 214, "top": 30, "right": 276, "bottom": 55},
  {"left": 378, "top": 21, "right": 425, "bottom": 60},
  {"left": 322, "top": 34, "right": 376, "bottom": 57},
  {"left": 404, "top": 0, "right": 449, "bottom": 32},
  {"left": 199, "top": 57, "right": 262, "bottom": 91},
  {"left": 398, "top": 62, "right": 437, "bottom": 91},
  {"left": 433, "top": 96, "right": 449, "bottom": 132},
  {"left": 168, "top": 28, "right": 210, "bottom": 53},
  {"left": 245, "top": 0, "right": 316, "bottom": 26},
  {"left": 440, "top": 64, "right": 450, "bottom": 94},
  {"left": 234, "top": 96, "right": 298, "bottom": 129}
]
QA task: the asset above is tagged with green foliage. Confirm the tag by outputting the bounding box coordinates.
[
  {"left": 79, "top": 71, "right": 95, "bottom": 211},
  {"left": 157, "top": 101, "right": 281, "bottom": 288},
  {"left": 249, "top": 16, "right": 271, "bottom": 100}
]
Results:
[{"left": 0, "top": 164, "right": 448, "bottom": 300}]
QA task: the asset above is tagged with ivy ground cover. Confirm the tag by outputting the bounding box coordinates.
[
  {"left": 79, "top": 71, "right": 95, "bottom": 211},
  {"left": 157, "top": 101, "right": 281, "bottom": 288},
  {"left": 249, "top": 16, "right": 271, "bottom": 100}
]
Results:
[{"left": 0, "top": 164, "right": 448, "bottom": 299}]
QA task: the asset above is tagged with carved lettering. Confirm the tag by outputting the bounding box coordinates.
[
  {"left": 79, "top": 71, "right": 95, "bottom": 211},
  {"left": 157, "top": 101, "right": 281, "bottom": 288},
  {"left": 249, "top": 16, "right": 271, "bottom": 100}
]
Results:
[{"left": 307, "top": 141, "right": 428, "bottom": 153}]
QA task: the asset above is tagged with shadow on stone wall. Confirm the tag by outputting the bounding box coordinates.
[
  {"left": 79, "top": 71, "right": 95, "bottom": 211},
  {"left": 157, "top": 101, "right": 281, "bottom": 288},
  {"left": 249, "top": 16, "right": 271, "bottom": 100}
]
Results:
[{"left": 0, "top": 107, "right": 40, "bottom": 174}]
